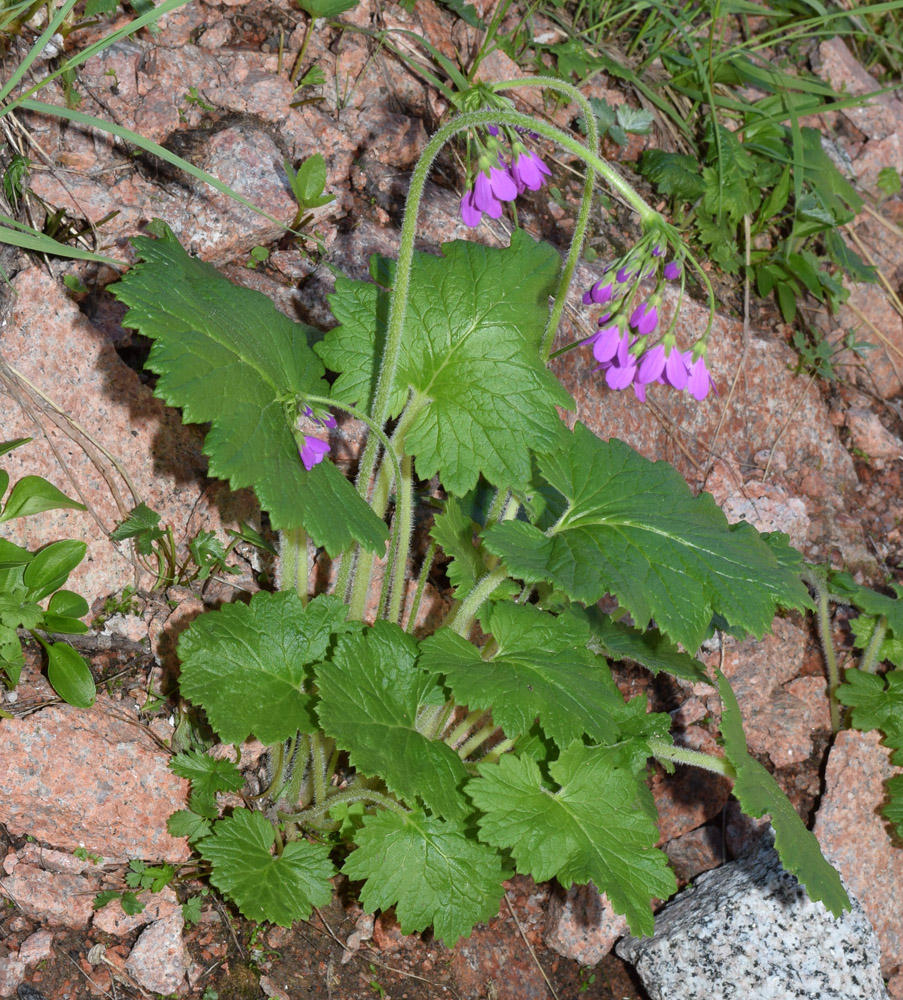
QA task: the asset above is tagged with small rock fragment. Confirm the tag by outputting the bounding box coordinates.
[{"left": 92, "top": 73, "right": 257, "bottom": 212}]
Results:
[
  {"left": 544, "top": 883, "right": 628, "bottom": 966},
  {"left": 0, "top": 865, "right": 95, "bottom": 929},
  {"left": 125, "top": 911, "right": 190, "bottom": 995}
]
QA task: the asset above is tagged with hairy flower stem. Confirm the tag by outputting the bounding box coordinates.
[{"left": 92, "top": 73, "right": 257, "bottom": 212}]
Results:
[
  {"left": 418, "top": 700, "right": 454, "bottom": 741},
  {"left": 802, "top": 568, "right": 841, "bottom": 731},
  {"left": 457, "top": 723, "right": 500, "bottom": 760},
  {"left": 280, "top": 733, "right": 311, "bottom": 808},
  {"left": 480, "top": 737, "right": 516, "bottom": 764},
  {"left": 349, "top": 105, "right": 688, "bottom": 619},
  {"left": 860, "top": 614, "right": 887, "bottom": 675},
  {"left": 278, "top": 527, "right": 308, "bottom": 604},
  {"left": 649, "top": 738, "right": 736, "bottom": 778},
  {"left": 449, "top": 565, "right": 510, "bottom": 636},
  {"left": 311, "top": 733, "right": 333, "bottom": 806},
  {"left": 446, "top": 709, "right": 490, "bottom": 748},
  {"left": 385, "top": 453, "right": 415, "bottom": 624},
  {"left": 405, "top": 541, "right": 436, "bottom": 634},
  {"left": 493, "top": 77, "right": 599, "bottom": 360},
  {"left": 278, "top": 787, "right": 409, "bottom": 826}
]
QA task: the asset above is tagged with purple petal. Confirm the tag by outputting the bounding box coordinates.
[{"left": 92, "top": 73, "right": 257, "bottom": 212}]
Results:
[
  {"left": 606, "top": 361, "right": 637, "bottom": 390},
  {"left": 651, "top": 244, "right": 664, "bottom": 257},
  {"left": 629, "top": 302, "right": 658, "bottom": 336},
  {"left": 663, "top": 348, "right": 689, "bottom": 389},
  {"left": 686, "top": 356, "right": 714, "bottom": 400},
  {"left": 636, "top": 344, "right": 666, "bottom": 384},
  {"left": 616, "top": 266, "right": 635, "bottom": 284},
  {"left": 473, "top": 172, "right": 503, "bottom": 214},
  {"left": 511, "top": 150, "right": 550, "bottom": 192},
  {"left": 460, "top": 190, "right": 482, "bottom": 227},
  {"left": 300, "top": 436, "right": 331, "bottom": 471},
  {"left": 592, "top": 324, "right": 622, "bottom": 363},
  {"left": 664, "top": 261, "right": 682, "bottom": 281},
  {"left": 488, "top": 164, "right": 518, "bottom": 202},
  {"left": 632, "top": 380, "right": 647, "bottom": 402}
]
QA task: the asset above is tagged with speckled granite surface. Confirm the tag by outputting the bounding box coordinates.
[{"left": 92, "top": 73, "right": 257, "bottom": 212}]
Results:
[{"left": 616, "top": 834, "right": 888, "bottom": 1000}]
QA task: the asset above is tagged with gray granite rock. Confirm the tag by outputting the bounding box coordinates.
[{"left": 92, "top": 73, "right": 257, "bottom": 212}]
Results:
[{"left": 616, "top": 835, "right": 888, "bottom": 1000}]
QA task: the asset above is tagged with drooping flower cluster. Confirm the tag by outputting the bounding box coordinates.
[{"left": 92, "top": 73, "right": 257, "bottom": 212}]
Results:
[
  {"left": 299, "top": 406, "right": 337, "bottom": 471},
  {"left": 582, "top": 244, "right": 715, "bottom": 403},
  {"left": 460, "top": 126, "right": 552, "bottom": 228}
]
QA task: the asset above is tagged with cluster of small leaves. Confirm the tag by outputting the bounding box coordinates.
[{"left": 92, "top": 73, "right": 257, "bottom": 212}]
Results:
[
  {"left": 0, "top": 438, "right": 95, "bottom": 706},
  {"left": 639, "top": 123, "right": 873, "bottom": 321},
  {"left": 110, "top": 501, "right": 241, "bottom": 590},
  {"left": 114, "top": 226, "right": 847, "bottom": 945},
  {"left": 578, "top": 97, "right": 654, "bottom": 147}
]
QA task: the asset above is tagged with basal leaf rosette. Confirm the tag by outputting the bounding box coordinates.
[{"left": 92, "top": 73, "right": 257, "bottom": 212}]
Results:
[
  {"left": 178, "top": 592, "right": 357, "bottom": 745},
  {"left": 199, "top": 809, "right": 334, "bottom": 926},
  {"left": 483, "top": 422, "right": 812, "bottom": 651},
  {"left": 468, "top": 742, "right": 676, "bottom": 936},
  {"left": 110, "top": 223, "right": 387, "bottom": 555},
  {"left": 318, "top": 231, "right": 574, "bottom": 494},
  {"left": 342, "top": 808, "right": 508, "bottom": 946}
]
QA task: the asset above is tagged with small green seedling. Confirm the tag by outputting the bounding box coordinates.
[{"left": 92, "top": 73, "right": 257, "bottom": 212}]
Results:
[
  {"left": 283, "top": 154, "right": 335, "bottom": 231},
  {"left": 246, "top": 245, "right": 270, "bottom": 269}
]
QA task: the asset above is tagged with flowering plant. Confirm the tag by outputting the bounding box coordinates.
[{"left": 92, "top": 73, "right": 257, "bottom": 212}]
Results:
[{"left": 109, "top": 78, "right": 848, "bottom": 940}]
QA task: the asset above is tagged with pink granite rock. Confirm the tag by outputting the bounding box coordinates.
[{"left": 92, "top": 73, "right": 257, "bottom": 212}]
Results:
[
  {"left": 815, "top": 39, "right": 903, "bottom": 142},
  {"left": 16, "top": 929, "right": 54, "bottom": 966},
  {"left": 0, "top": 265, "right": 258, "bottom": 601},
  {"left": 0, "top": 695, "right": 190, "bottom": 862},
  {"left": 544, "top": 883, "right": 629, "bottom": 965},
  {"left": 93, "top": 886, "right": 180, "bottom": 936},
  {"left": 664, "top": 825, "right": 724, "bottom": 882},
  {"left": 814, "top": 729, "right": 903, "bottom": 973},
  {"left": 125, "top": 910, "right": 190, "bottom": 994},
  {"left": 846, "top": 408, "right": 903, "bottom": 463},
  {"left": 0, "top": 956, "right": 25, "bottom": 999},
  {"left": 0, "top": 865, "right": 95, "bottom": 929}
]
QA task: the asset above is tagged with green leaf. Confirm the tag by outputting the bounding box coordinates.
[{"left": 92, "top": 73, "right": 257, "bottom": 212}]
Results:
[
  {"left": 110, "top": 224, "right": 387, "bottom": 555},
  {"left": 41, "top": 614, "right": 89, "bottom": 635},
  {"left": 829, "top": 574, "right": 903, "bottom": 638},
  {"left": 297, "top": 0, "right": 358, "bottom": 16},
  {"left": 285, "top": 154, "right": 333, "bottom": 208},
  {"left": 182, "top": 894, "right": 203, "bottom": 927},
  {"left": 120, "top": 892, "right": 146, "bottom": 916},
  {"left": 435, "top": 0, "right": 484, "bottom": 28},
  {"left": 483, "top": 423, "right": 812, "bottom": 651},
  {"left": 638, "top": 150, "right": 706, "bottom": 201},
  {"left": 46, "top": 590, "right": 89, "bottom": 618},
  {"left": 836, "top": 667, "right": 903, "bottom": 758},
  {"left": 0, "top": 470, "right": 8, "bottom": 504},
  {"left": 342, "top": 808, "right": 507, "bottom": 946},
  {"left": 199, "top": 809, "right": 334, "bottom": 926},
  {"left": 170, "top": 750, "right": 244, "bottom": 816},
  {"left": 0, "top": 475, "right": 86, "bottom": 523},
  {"left": 583, "top": 608, "right": 710, "bottom": 684},
  {"left": 167, "top": 809, "right": 213, "bottom": 842},
  {"left": 716, "top": 669, "right": 849, "bottom": 916},
  {"left": 849, "top": 616, "right": 903, "bottom": 668},
  {"left": 0, "top": 438, "right": 32, "bottom": 458},
  {"left": 823, "top": 229, "right": 877, "bottom": 284},
  {"left": 110, "top": 502, "right": 164, "bottom": 555},
  {"left": 23, "top": 540, "right": 86, "bottom": 601},
  {"left": 92, "top": 890, "right": 121, "bottom": 911},
  {"left": 84, "top": 0, "right": 117, "bottom": 14},
  {"left": 46, "top": 642, "right": 96, "bottom": 707},
  {"left": 877, "top": 166, "right": 902, "bottom": 197},
  {"left": 420, "top": 604, "right": 638, "bottom": 744},
  {"left": 0, "top": 631, "right": 24, "bottom": 686},
  {"left": 316, "top": 621, "right": 468, "bottom": 820},
  {"left": 468, "top": 743, "right": 676, "bottom": 936},
  {"left": 430, "top": 497, "right": 517, "bottom": 605},
  {"left": 178, "top": 592, "right": 356, "bottom": 745},
  {"left": 0, "top": 539, "right": 31, "bottom": 569},
  {"left": 0, "top": 593, "right": 43, "bottom": 630},
  {"left": 318, "top": 231, "right": 574, "bottom": 495},
  {"left": 616, "top": 105, "right": 654, "bottom": 135}
]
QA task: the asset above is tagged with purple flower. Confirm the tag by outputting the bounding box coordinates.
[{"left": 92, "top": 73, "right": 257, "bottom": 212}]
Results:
[
  {"left": 664, "top": 260, "right": 682, "bottom": 281},
  {"left": 662, "top": 347, "right": 689, "bottom": 390},
  {"left": 636, "top": 343, "right": 666, "bottom": 384},
  {"left": 629, "top": 301, "right": 659, "bottom": 336},
  {"left": 302, "top": 406, "right": 337, "bottom": 429},
  {"left": 300, "top": 436, "right": 330, "bottom": 471},
  {"left": 581, "top": 279, "right": 615, "bottom": 306},
  {"left": 510, "top": 149, "right": 552, "bottom": 192},
  {"left": 616, "top": 266, "right": 635, "bottom": 284},
  {"left": 651, "top": 244, "right": 664, "bottom": 257},
  {"left": 460, "top": 190, "right": 483, "bottom": 227},
  {"left": 592, "top": 323, "right": 625, "bottom": 364},
  {"left": 686, "top": 354, "right": 715, "bottom": 400},
  {"left": 473, "top": 165, "right": 517, "bottom": 213}
]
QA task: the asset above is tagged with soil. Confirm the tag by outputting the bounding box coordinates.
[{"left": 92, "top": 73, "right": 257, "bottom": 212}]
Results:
[{"left": 3, "top": 0, "right": 903, "bottom": 998}]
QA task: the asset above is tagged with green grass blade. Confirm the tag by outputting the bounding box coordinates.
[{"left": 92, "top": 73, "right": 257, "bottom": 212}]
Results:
[
  {"left": 0, "top": 0, "right": 79, "bottom": 106},
  {"left": 4, "top": 0, "right": 195, "bottom": 111},
  {"left": 19, "top": 100, "right": 288, "bottom": 229},
  {"left": 0, "top": 220, "right": 123, "bottom": 263}
]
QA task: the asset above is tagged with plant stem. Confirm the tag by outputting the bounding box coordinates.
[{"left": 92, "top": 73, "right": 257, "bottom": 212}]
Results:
[
  {"left": 457, "top": 722, "right": 499, "bottom": 760},
  {"left": 859, "top": 614, "right": 887, "bottom": 675},
  {"left": 480, "top": 736, "right": 516, "bottom": 764},
  {"left": 802, "top": 568, "right": 841, "bottom": 732},
  {"left": 449, "top": 565, "right": 510, "bottom": 636},
  {"left": 405, "top": 541, "right": 436, "bottom": 634},
  {"left": 289, "top": 15, "right": 316, "bottom": 87},
  {"left": 418, "top": 700, "right": 453, "bottom": 741},
  {"left": 278, "top": 786, "right": 408, "bottom": 825},
  {"left": 279, "top": 527, "right": 309, "bottom": 604},
  {"left": 649, "top": 738, "right": 736, "bottom": 777},
  {"left": 492, "top": 77, "right": 600, "bottom": 360},
  {"left": 445, "top": 708, "right": 490, "bottom": 748},
  {"left": 311, "top": 733, "right": 330, "bottom": 806},
  {"left": 385, "top": 453, "right": 415, "bottom": 624}
]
